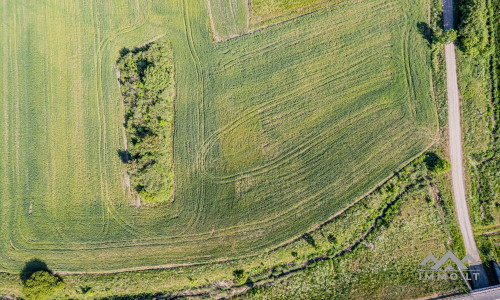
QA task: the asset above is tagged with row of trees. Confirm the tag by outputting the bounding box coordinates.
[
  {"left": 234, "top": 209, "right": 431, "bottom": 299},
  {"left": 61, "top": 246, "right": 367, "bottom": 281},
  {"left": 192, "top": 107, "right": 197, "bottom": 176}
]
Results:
[{"left": 117, "top": 40, "right": 175, "bottom": 203}]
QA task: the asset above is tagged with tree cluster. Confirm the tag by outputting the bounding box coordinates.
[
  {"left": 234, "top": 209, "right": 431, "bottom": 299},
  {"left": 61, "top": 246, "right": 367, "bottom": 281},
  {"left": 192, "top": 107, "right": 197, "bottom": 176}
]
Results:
[
  {"left": 459, "top": 0, "right": 494, "bottom": 57},
  {"left": 117, "top": 40, "right": 175, "bottom": 203}
]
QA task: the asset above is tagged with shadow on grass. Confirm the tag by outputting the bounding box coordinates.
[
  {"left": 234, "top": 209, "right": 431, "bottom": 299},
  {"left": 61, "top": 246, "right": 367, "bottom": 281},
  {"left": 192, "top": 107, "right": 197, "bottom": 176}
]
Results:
[
  {"left": 117, "top": 149, "right": 130, "bottom": 163},
  {"left": 20, "top": 259, "right": 52, "bottom": 284},
  {"left": 417, "top": 21, "right": 433, "bottom": 46},
  {"left": 424, "top": 152, "right": 440, "bottom": 169}
]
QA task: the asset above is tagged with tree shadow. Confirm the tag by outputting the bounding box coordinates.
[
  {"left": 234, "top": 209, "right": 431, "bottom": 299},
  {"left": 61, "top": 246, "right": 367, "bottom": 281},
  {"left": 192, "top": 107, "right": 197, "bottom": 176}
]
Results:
[
  {"left": 119, "top": 47, "right": 130, "bottom": 58},
  {"left": 20, "top": 258, "right": 52, "bottom": 284},
  {"left": 327, "top": 234, "right": 336, "bottom": 244},
  {"left": 136, "top": 58, "right": 153, "bottom": 80},
  {"left": 301, "top": 233, "right": 316, "bottom": 248},
  {"left": 117, "top": 43, "right": 153, "bottom": 63},
  {"left": 417, "top": 21, "right": 433, "bottom": 45},
  {"left": 424, "top": 152, "right": 440, "bottom": 169},
  {"left": 117, "top": 149, "right": 130, "bottom": 163}
]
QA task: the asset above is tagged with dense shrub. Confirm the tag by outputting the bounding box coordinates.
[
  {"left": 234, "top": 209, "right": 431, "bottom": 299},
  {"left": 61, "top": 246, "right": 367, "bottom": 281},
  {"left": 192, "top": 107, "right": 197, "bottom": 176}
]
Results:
[
  {"left": 442, "top": 29, "right": 457, "bottom": 44},
  {"left": 432, "top": 159, "right": 451, "bottom": 175},
  {"left": 233, "top": 269, "right": 247, "bottom": 284},
  {"left": 424, "top": 152, "right": 451, "bottom": 175}
]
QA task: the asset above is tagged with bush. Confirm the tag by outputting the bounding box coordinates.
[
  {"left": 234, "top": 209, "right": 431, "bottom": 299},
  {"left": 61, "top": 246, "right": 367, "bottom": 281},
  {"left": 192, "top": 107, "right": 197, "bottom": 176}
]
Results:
[
  {"left": 22, "top": 271, "right": 64, "bottom": 300},
  {"left": 424, "top": 152, "right": 451, "bottom": 175},
  {"left": 442, "top": 29, "right": 457, "bottom": 44},
  {"left": 233, "top": 269, "right": 247, "bottom": 284},
  {"left": 433, "top": 159, "right": 451, "bottom": 175}
]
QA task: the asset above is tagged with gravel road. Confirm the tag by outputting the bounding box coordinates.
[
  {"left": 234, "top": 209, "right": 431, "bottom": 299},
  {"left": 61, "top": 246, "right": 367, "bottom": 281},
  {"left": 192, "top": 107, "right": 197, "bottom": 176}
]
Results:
[{"left": 443, "top": 0, "right": 489, "bottom": 289}]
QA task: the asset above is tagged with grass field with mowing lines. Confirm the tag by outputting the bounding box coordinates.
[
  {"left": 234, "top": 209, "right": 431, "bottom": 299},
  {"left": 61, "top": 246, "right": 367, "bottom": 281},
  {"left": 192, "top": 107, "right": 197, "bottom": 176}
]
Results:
[{"left": 0, "top": 0, "right": 436, "bottom": 274}]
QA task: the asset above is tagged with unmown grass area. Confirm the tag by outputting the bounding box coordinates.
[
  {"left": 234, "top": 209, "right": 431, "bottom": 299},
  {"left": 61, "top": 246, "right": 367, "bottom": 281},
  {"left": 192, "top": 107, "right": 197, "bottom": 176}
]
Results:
[{"left": 249, "top": 0, "right": 343, "bottom": 29}]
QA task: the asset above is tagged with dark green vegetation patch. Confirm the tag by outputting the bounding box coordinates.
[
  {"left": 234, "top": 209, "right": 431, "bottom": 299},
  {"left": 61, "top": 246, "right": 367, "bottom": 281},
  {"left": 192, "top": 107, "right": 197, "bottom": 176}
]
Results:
[{"left": 117, "top": 41, "right": 175, "bottom": 203}]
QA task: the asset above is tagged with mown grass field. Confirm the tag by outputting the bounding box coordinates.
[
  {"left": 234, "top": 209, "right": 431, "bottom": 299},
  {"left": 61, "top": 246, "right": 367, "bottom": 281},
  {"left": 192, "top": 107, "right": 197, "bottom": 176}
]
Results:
[{"left": 0, "top": 0, "right": 437, "bottom": 276}]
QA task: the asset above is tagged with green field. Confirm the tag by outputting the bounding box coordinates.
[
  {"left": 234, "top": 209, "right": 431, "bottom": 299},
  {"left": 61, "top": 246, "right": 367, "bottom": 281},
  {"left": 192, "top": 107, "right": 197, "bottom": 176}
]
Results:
[{"left": 0, "top": 0, "right": 437, "bottom": 274}]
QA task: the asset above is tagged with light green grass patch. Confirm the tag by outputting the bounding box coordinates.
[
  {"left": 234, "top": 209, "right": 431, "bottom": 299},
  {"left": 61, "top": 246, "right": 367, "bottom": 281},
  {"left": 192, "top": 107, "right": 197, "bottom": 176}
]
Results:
[{"left": 220, "top": 115, "right": 264, "bottom": 173}]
